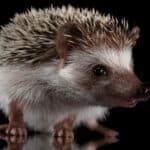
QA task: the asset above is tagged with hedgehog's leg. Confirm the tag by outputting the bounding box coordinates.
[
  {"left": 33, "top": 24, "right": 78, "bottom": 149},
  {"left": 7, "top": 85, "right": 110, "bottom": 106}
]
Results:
[
  {"left": 86, "top": 120, "right": 119, "bottom": 137},
  {"left": 52, "top": 114, "right": 75, "bottom": 142},
  {"left": 6, "top": 101, "right": 27, "bottom": 137},
  {"left": 0, "top": 101, "right": 27, "bottom": 139},
  {"left": 81, "top": 136, "right": 119, "bottom": 150}
]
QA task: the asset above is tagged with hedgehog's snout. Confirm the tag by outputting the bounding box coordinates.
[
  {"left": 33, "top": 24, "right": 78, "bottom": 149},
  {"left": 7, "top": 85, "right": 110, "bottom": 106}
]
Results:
[{"left": 134, "top": 84, "right": 150, "bottom": 101}]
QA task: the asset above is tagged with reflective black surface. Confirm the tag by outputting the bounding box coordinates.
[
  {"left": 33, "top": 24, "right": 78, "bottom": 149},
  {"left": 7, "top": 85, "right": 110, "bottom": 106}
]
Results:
[
  {"left": 0, "top": 104, "right": 150, "bottom": 149},
  {"left": 0, "top": 0, "right": 150, "bottom": 149},
  {"left": 0, "top": 133, "right": 118, "bottom": 150}
]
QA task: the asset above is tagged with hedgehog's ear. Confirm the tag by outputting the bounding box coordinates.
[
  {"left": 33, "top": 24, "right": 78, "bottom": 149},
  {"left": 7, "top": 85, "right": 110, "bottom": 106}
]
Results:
[
  {"left": 129, "top": 26, "right": 140, "bottom": 47},
  {"left": 56, "top": 23, "right": 82, "bottom": 68}
]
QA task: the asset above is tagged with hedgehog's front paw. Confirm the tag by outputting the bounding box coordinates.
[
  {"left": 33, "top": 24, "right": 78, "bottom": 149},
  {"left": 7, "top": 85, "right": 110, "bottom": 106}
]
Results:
[
  {"left": 52, "top": 115, "right": 75, "bottom": 140},
  {"left": 52, "top": 127, "right": 74, "bottom": 149},
  {"left": 6, "top": 124, "right": 27, "bottom": 137},
  {"left": 52, "top": 128, "right": 73, "bottom": 149},
  {"left": 53, "top": 128, "right": 74, "bottom": 139},
  {"left": 0, "top": 124, "right": 27, "bottom": 144},
  {"left": 0, "top": 133, "right": 26, "bottom": 144}
]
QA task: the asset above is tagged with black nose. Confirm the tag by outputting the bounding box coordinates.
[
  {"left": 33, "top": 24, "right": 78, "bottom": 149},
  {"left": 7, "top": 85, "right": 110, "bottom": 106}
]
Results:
[{"left": 137, "top": 84, "right": 150, "bottom": 98}]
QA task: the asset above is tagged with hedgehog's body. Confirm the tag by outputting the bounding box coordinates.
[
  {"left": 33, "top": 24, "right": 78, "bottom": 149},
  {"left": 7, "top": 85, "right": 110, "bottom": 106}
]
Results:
[
  {"left": 0, "top": 6, "right": 112, "bottom": 132},
  {"left": 0, "top": 6, "right": 149, "bottom": 137}
]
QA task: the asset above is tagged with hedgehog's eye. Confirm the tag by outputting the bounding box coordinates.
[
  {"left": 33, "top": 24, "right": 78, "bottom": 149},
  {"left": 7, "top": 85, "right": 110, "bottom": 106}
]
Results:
[{"left": 93, "top": 65, "right": 107, "bottom": 76}]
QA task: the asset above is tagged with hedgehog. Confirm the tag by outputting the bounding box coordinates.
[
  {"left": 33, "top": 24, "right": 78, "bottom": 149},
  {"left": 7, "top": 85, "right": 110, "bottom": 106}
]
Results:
[{"left": 0, "top": 5, "right": 149, "bottom": 141}]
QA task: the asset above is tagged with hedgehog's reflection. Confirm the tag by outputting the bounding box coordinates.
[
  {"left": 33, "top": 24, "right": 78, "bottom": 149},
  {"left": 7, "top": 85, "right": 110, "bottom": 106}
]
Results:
[{"left": 0, "top": 133, "right": 118, "bottom": 150}]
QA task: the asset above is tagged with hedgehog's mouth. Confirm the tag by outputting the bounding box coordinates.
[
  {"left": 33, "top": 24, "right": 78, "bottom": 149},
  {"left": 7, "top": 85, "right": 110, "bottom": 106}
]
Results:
[
  {"left": 121, "top": 99, "right": 137, "bottom": 108},
  {"left": 120, "top": 94, "right": 150, "bottom": 108}
]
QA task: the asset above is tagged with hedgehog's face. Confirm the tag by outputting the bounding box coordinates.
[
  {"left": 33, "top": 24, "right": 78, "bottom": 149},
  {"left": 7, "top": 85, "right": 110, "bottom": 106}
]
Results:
[
  {"left": 59, "top": 47, "right": 150, "bottom": 108},
  {"left": 57, "top": 24, "right": 150, "bottom": 108}
]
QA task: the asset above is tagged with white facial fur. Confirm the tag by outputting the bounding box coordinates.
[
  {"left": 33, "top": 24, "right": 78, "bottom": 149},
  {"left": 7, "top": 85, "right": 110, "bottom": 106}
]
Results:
[{"left": 94, "top": 47, "right": 133, "bottom": 71}]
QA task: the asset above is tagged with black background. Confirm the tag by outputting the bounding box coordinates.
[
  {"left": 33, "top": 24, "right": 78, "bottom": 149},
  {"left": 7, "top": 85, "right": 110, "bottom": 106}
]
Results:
[{"left": 0, "top": 0, "right": 150, "bottom": 149}]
